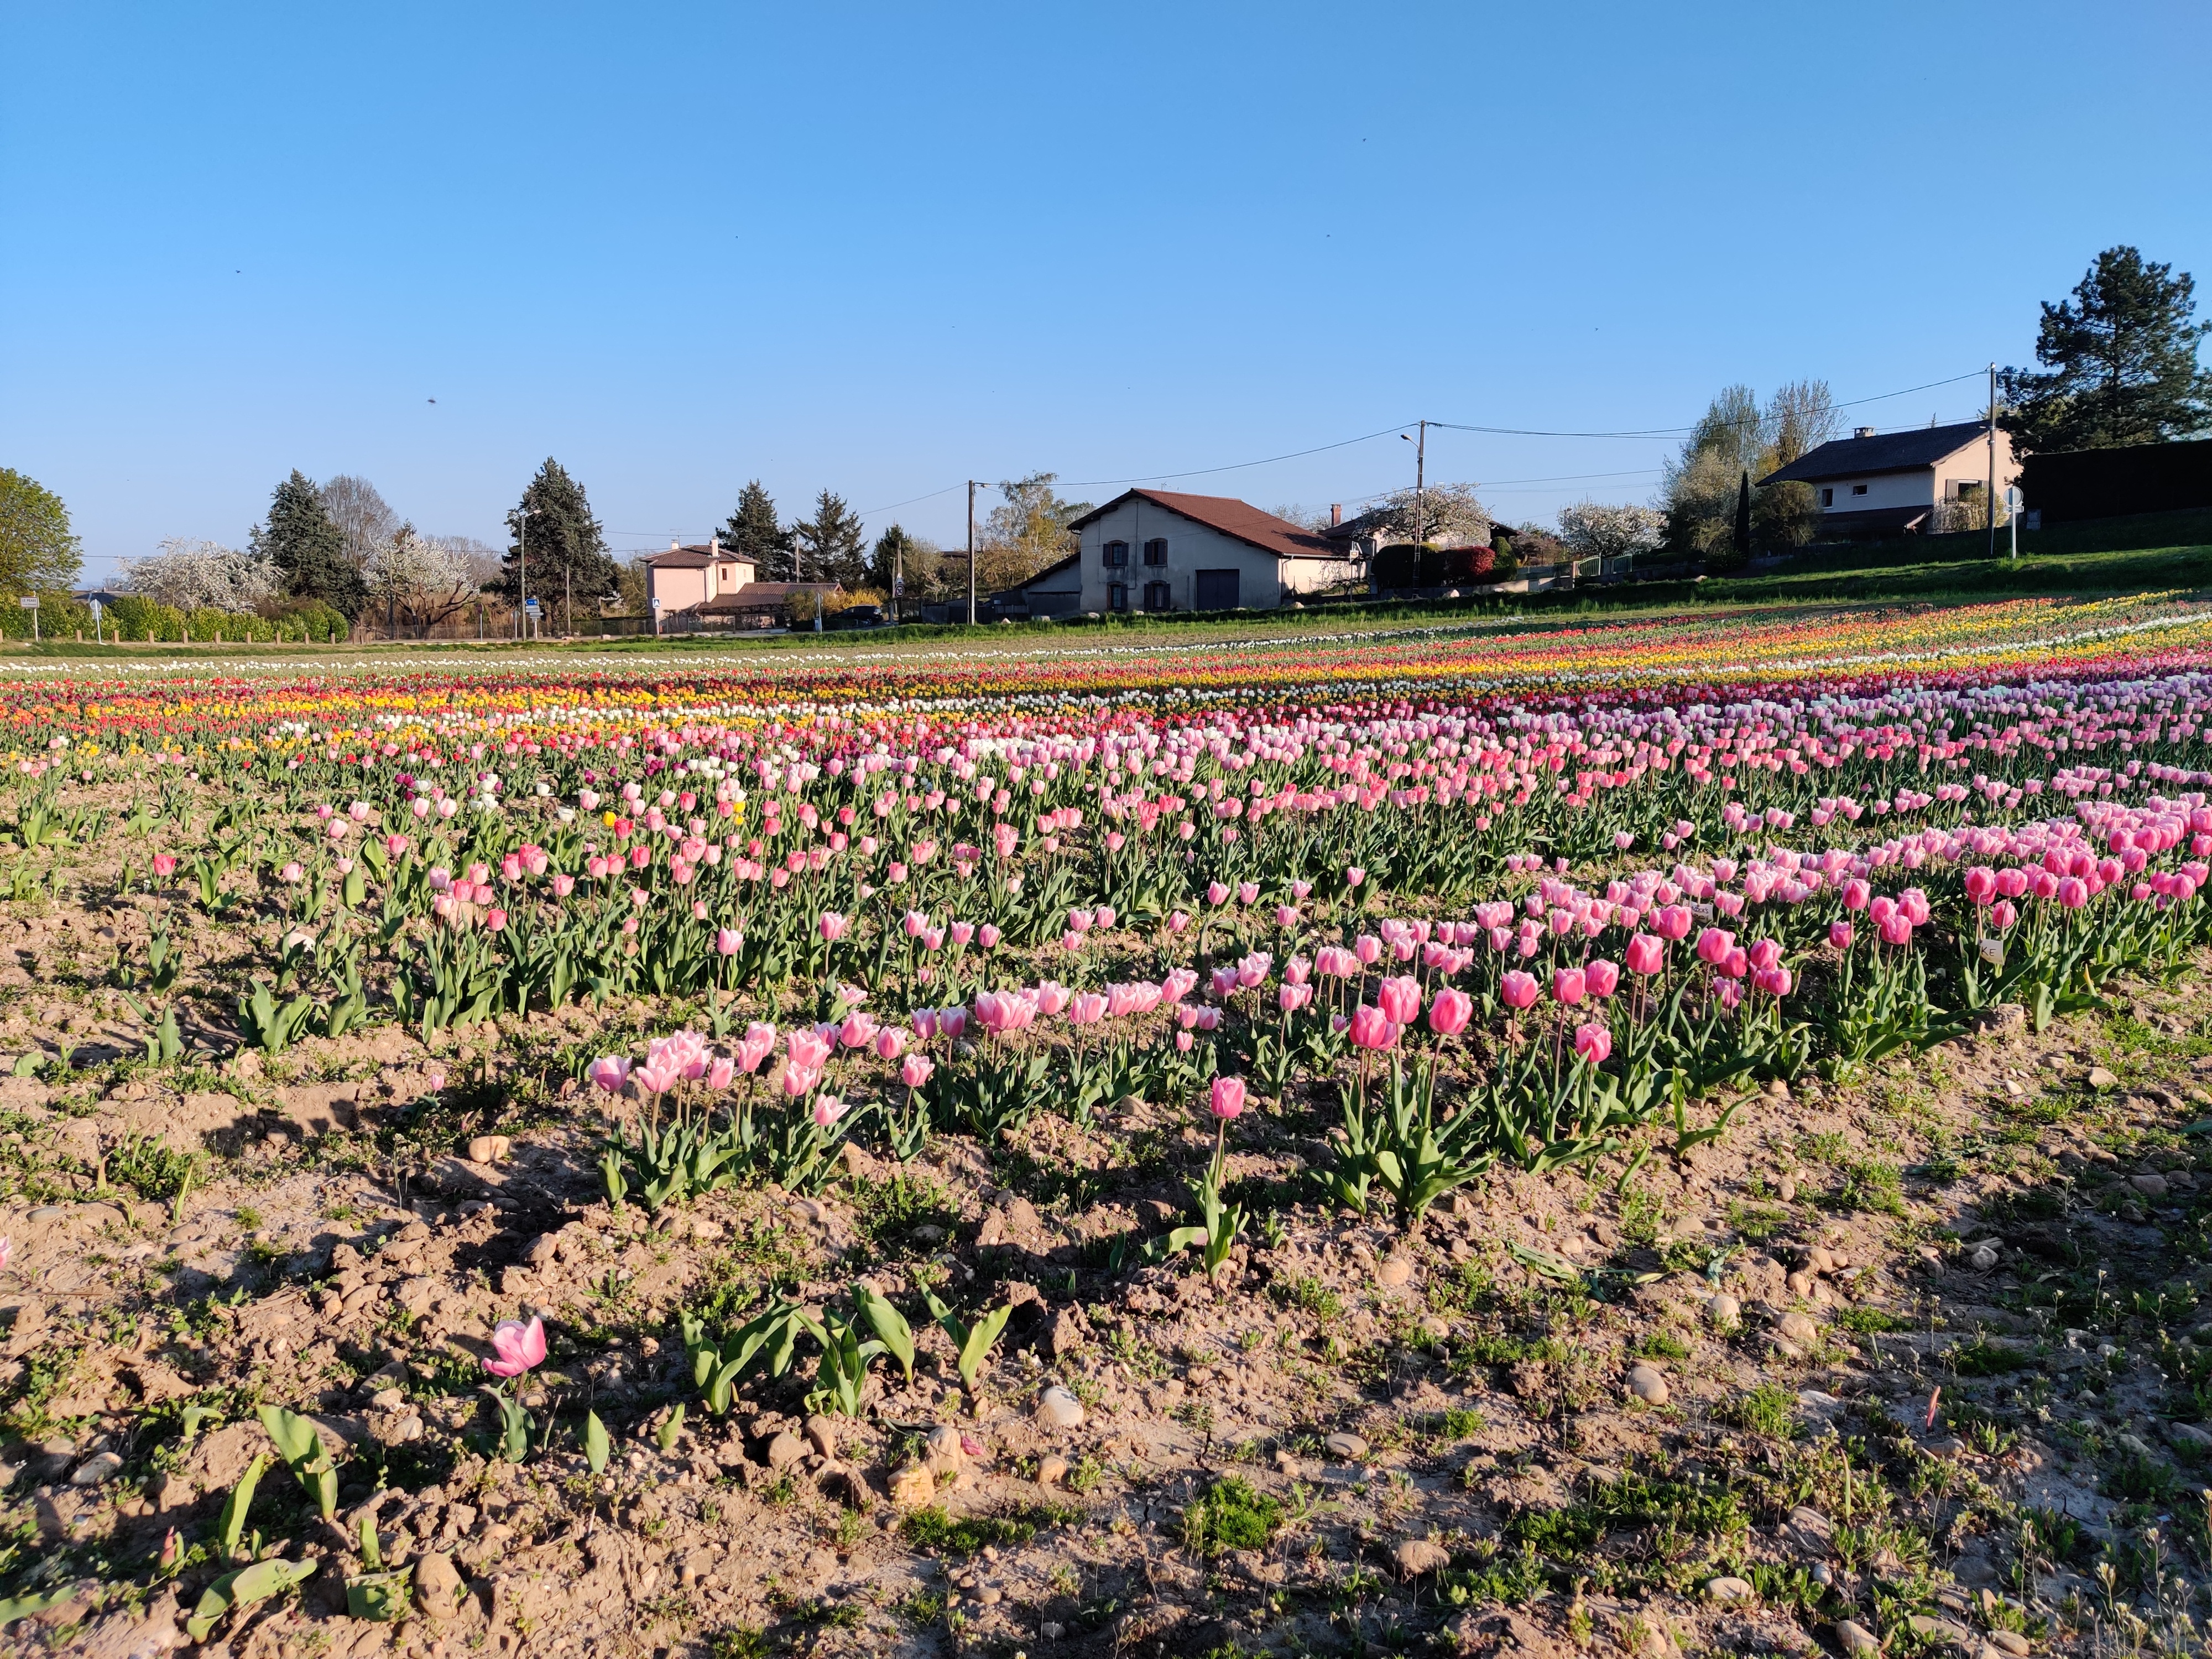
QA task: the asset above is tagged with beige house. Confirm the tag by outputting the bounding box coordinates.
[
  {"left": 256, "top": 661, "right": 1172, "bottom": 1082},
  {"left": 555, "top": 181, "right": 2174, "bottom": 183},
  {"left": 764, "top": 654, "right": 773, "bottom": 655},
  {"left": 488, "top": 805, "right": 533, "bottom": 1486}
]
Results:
[
  {"left": 1761, "top": 421, "right": 2018, "bottom": 539},
  {"left": 645, "top": 539, "right": 756, "bottom": 614},
  {"left": 1065, "top": 490, "right": 1362, "bottom": 614}
]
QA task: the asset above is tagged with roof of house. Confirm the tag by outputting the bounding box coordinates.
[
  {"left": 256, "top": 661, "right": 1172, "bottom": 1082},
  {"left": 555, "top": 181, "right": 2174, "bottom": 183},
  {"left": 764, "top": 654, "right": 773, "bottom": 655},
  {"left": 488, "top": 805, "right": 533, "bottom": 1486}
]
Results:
[
  {"left": 1014, "top": 552, "right": 1081, "bottom": 591},
  {"left": 697, "top": 582, "right": 841, "bottom": 613},
  {"left": 1067, "top": 489, "right": 1343, "bottom": 561},
  {"left": 647, "top": 542, "right": 753, "bottom": 568},
  {"left": 1762, "top": 421, "right": 1992, "bottom": 486}
]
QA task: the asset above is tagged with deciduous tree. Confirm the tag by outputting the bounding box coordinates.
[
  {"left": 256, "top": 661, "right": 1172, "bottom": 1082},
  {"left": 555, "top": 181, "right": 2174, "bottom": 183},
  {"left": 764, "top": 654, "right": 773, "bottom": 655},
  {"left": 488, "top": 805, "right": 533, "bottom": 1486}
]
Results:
[
  {"left": 121, "top": 539, "right": 281, "bottom": 612},
  {"left": 0, "top": 469, "right": 83, "bottom": 597}
]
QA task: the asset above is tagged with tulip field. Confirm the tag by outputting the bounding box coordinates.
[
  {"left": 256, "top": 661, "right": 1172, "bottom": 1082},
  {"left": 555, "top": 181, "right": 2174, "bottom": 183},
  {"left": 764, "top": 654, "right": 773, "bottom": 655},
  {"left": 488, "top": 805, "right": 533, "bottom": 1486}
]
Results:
[{"left": 16, "top": 595, "right": 2212, "bottom": 1657}]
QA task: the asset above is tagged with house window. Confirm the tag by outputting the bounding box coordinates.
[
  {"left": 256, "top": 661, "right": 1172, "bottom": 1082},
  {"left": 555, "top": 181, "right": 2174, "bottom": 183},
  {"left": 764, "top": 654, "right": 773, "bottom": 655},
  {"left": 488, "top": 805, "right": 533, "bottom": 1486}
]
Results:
[
  {"left": 1850, "top": 483, "right": 1869, "bottom": 496},
  {"left": 1143, "top": 580, "right": 1171, "bottom": 612},
  {"left": 1108, "top": 582, "right": 1129, "bottom": 612},
  {"left": 1103, "top": 540, "right": 1130, "bottom": 567},
  {"left": 1820, "top": 488, "right": 1834, "bottom": 508},
  {"left": 1142, "top": 538, "right": 1167, "bottom": 566}
]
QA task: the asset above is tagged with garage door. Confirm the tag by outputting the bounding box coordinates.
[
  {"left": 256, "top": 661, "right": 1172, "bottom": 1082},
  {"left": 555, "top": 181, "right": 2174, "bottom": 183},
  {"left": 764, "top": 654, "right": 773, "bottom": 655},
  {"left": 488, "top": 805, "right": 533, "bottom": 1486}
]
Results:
[{"left": 1194, "top": 570, "right": 1240, "bottom": 611}]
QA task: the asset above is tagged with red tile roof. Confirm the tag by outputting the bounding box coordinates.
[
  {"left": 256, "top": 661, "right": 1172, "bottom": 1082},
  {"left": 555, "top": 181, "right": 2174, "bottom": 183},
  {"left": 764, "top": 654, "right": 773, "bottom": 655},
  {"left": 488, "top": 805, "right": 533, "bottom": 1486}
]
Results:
[{"left": 1068, "top": 490, "right": 1343, "bottom": 561}]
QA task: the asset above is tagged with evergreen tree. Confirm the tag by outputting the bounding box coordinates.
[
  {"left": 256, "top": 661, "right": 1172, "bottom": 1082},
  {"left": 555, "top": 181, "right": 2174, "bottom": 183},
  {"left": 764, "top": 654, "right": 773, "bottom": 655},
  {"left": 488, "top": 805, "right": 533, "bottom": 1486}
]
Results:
[
  {"left": 718, "top": 481, "right": 792, "bottom": 580},
  {"left": 252, "top": 470, "right": 366, "bottom": 618},
  {"left": 867, "top": 524, "right": 938, "bottom": 598},
  {"left": 1732, "top": 469, "right": 1752, "bottom": 559},
  {"left": 2001, "top": 246, "right": 2212, "bottom": 452},
  {"left": 500, "top": 458, "right": 617, "bottom": 618},
  {"left": 790, "top": 490, "right": 868, "bottom": 587}
]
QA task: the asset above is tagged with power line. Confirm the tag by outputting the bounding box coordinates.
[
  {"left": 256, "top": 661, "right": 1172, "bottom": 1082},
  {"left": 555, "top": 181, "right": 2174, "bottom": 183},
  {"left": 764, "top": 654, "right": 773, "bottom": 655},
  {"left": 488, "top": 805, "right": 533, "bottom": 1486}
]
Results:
[{"left": 1428, "top": 369, "right": 1989, "bottom": 441}]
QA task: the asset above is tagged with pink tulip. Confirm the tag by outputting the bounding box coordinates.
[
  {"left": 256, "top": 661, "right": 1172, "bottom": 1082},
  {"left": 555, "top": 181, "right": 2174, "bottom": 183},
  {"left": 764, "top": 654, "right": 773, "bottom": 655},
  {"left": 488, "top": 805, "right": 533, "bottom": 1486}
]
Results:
[
  {"left": 1585, "top": 959, "right": 1620, "bottom": 998},
  {"left": 1990, "top": 900, "right": 2018, "bottom": 930},
  {"left": 977, "top": 924, "right": 1001, "bottom": 950},
  {"left": 900, "top": 1052, "right": 936, "bottom": 1087},
  {"left": 938, "top": 1006, "right": 969, "bottom": 1041},
  {"left": 484, "top": 1316, "right": 547, "bottom": 1378},
  {"left": 1354, "top": 933, "right": 1383, "bottom": 966},
  {"left": 1747, "top": 938, "right": 1781, "bottom": 972},
  {"left": 1574, "top": 1022, "right": 1612, "bottom": 1066},
  {"left": 1237, "top": 881, "right": 1259, "bottom": 905},
  {"left": 813, "top": 1094, "right": 850, "bottom": 1128},
  {"left": 1500, "top": 971, "right": 1539, "bottom": 1010},
  {"left": 589, "top": 1056, "right": 632, "bottom": 1094},
  {"left": 1069, "top": 992, "right": 1109, "bottom": 1025},
  {"left": 1209, "top": 1076, "right": 1246, "bottom": 1120},
  {"left": 1842, "top": 879, "right": 1871, "bottom": 911},
  {"left": 874, "top": 1027, "right": 905, "bottom": 1061},
  {"left": 1552, "top": 966, "right": 1586, "bottom": 1005},
  {"left": 1275, "top": 904, "right": 1300, "bottom": 929},
  {"left": 707, "top": 1057, "right": 735, "bottom": 1089},
  {"left": 1345, "top": 866, "right": 1365, "bottom": 888},
  {"left": 1375, "top": 975, "right": 1421, "bottom": 1024},
  {"left": 1829, "top": 919, "right": 1855, "bottom": 950},
  {"left": 818, "top": 911, "right": 849, "bottom": 941},
  {"left": 153, "top": 853, "right": 177, "bottom": 878},
  {"left": 1653, "top": 905, "right": 1692, "bottom": 941},
  {"left": 1168, "top": 910, "right": 1191, "bottom": 933},
  {"left": 1207, "top": 881, "right": 1230, "bottom": 906},
  {"left": 1349, "top": 1004, "right": 1398, "bottom": 1050},
  {"left": 1879, "top": 912, "right": 1912, "bottom": 945},
  {"left": 1694, "top": 926, "right": 1735, "bottom": 967},
  {"left": 2057, "top": 876, "right": 2089, "bottom": 909},
  {"left": 1428, "top": 988, "right": 1473, "bottom": 1035}
]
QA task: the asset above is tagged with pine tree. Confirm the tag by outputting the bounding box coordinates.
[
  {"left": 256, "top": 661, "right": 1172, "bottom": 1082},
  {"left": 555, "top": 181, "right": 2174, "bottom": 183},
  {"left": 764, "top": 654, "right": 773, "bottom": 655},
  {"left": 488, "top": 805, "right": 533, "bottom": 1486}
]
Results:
[
  {"left": 790, "top": 490, "right": 868, "bottom": 587},
  {"left": 2002, "top": 246, "right": 2212, "bottom": 452},
  {"left": 252, "top": 471, "right": 366, "bottom": 618},
  {"left": 719, "top": 481, "right": 791, "bottom": 581},
  {"left": 868, "top": 525, "right": 938, "bottom": 599},
  {"left": 501, "top": 459, "right": 617, "bottom": 620}
]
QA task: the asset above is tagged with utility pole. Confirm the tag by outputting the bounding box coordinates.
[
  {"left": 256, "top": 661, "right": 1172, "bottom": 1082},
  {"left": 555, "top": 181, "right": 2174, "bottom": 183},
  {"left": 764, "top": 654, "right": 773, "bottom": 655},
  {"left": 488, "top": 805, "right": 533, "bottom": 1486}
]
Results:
[
  {"left": 1986, "top": 363, "right": 1997, "bottom": 562},
  {"left": 1402, "top": 421, "right": 1428, "bottom": 543},
  {"left": 966, "top": 481, "right": 978, "bottom": 627},
  {"left": 516, "top": 508, "right": 535, "bottom": 640}
]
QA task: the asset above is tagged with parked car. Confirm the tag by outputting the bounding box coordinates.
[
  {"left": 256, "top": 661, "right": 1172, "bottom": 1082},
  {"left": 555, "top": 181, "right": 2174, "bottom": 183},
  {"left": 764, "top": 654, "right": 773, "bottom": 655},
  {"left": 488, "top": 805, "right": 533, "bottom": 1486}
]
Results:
[{"left": 826, "top": 604, "right": 888, "bottom": 630}]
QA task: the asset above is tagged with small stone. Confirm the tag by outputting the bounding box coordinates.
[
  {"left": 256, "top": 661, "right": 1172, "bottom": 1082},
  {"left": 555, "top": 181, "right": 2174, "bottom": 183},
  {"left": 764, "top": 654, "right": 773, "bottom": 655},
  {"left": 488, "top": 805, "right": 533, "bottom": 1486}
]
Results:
[
  {"left": 925, "top": 1424, "right": 966, "bottom": 1475},
  {"left": 889, "top": 1462, "right": 937, "bottom": 1508},
  {"left": 1034, "top": 1386, "right": 1085, "bottom": 1430},
  {"left": 1764, "top": 1078, "right": 1790, "bottom": 1100},
  {"left": 1036, "top": 1454, "right": 1069, "bottom": 1488},
  {"left": 1776, "top": 1310, "right": 1818, "bottom": 1344},
  {"left": 803, "top": 1414, "right": 837, "bottom": 1460},
  {"left": 2131, "top": 1171, "right": 2169, "bottom": 1199},
  {"left": 414, "top": 1551, "right": 465, "bottom": 1619},
  {"left": 766, "top": 1431, "right": 806, "bottom": 1469},
  {"left": 2169, "top": 1422, "right": 2212, "bottom": 1449},
  {"left": 1394, "top": 1538, "right": 1451, "bottom": 1577},
  {"left": 69, "top": 1451, "right": 123, "bottom": 1486},
  {"left": 2088, "top": 1066, "right": 2120, "bottom": 1092},
  {"left": 1323, "top": 1431, "right": 1369, "bottom": 1461},
  {"left": 978, "top": 1585, "right": 1003, "bottom": 1605},
  {"left": 1969, "top": 1243, "right": 2000, "bottom": 1271},
  {"left": 1626, "top": 1364, "right": 1670, "bottom": 1406},
  {"left": 1705, "top": 1575, "right": 1755, "bottom": 1601},
  {"left": 466, "top": 1134, "right": 510, "bottom": 1163},
  {"left": 1776, "top": 1174, "right": 1798, "bottom": 1202},
  {"left": 1042, "top": 1620, "right": 1066, "bottom": 1640},
  {"left": 1708, "top": 1293, "right": 1741, "bottom": 1327},
  {"left": 1988, "top": 1632, "right": 2031, "bottom": 1657},
  {"left": 1375, "top": 1255, "right": 1414, "bottom": 1288},
  {"left": 1836, "top": 1620, "right": 1881, "bottom": 1658},
  {"left": 1787, "top": 1269, "right": 1814, "bottom": 1297},
  {"left": 1274, "top": 1449, "right": 1303, "bottom": 1478}
]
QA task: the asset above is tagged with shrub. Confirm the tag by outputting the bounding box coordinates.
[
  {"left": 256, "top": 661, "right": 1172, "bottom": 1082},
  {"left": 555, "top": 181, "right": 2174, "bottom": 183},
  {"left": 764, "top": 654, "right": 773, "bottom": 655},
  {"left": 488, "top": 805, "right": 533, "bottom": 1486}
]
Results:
[
  {"left": 1181, "top": 1477, "right": 1282, "bottom": 1555},
  {"left": 0, "top": 591, "right": 92, "bottom": 640},
  {"left": 1416, "top": 545, "right": 1475, "bottom": 587},
  {"left": 1371, "top": 544, "right": 1421, "bottom": 591}
]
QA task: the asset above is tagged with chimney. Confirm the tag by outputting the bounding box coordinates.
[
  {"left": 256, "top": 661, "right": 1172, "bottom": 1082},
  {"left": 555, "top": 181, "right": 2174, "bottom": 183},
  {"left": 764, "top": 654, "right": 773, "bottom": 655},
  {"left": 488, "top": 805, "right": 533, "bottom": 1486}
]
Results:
[
  {"left": 1329, "top": 503, "right": 1343, "bottom": 527},
  {"left": 1854, "top": 426, "right": 1877, "bottom": 440},
  {"left": 670, "top": 539, "right": 680, "bottom": 551}
]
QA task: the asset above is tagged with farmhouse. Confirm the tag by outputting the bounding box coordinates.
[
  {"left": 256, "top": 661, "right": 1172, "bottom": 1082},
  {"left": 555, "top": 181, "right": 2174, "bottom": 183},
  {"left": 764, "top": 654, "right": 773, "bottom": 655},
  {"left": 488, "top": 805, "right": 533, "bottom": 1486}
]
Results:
[
  {"left": 644, "top": 539, "right": 756, "bottom": 614},
  {"left": 1760, "top": 420, "right": 2019, "bottom": 539},
  {"left": 1064, "top": 490, "right": 1361, "bottom": 613}
]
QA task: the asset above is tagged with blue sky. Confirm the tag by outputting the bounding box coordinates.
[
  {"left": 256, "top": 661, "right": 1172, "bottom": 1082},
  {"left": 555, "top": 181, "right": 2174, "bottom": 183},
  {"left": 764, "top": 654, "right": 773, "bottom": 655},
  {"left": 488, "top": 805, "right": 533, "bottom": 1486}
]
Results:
[{"left": 5, "top": 2, "right": 2208, "bottom": 580}]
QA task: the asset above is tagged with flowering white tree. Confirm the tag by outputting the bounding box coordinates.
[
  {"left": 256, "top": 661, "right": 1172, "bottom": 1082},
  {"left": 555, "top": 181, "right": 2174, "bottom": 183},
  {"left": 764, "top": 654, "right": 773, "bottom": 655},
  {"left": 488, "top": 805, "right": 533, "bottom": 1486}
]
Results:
[
  {"left": 1557, "top": 502, "right": 1666, "bottom": 563},
  {"left": 363, "top": 527, "right": 481, "bottom": 628},
  {"left": 119, "top": 539, "right": 283, "bottom": 611}
]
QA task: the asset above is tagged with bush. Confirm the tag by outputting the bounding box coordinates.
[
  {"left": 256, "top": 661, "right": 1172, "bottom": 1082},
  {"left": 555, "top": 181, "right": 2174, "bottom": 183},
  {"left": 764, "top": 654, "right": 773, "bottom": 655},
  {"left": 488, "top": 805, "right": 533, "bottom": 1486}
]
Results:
[
  {"left": 1371, "top": 544, "right": 1422, "bottom": 591},
  {"left": 1416, "top": 545, "right": 1476, "bottom": 587},
  {"left": 0, "top": 591, "right": 92, "bottom": 640}
]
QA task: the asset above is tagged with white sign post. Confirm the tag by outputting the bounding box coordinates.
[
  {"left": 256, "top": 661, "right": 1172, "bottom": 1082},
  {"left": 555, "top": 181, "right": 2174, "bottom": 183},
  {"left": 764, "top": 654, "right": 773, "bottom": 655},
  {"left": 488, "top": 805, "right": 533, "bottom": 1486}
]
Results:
[
  {"left": 17, "top": 594, "right": 38, "bottom": 643},
  {"left": 649, "top": 595, "right": 662, "bottom": 638},
  {"left": 89, "top": 598, "right": 101, "bottom": 644}
]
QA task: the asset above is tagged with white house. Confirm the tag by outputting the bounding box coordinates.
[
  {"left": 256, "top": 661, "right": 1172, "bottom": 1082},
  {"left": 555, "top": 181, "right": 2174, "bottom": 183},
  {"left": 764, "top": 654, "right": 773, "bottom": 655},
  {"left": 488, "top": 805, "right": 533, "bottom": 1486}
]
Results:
[
  {"left": 1760, "top": 421, "right": 2020, "bottom": 539},
  {"left": 1063, "top": 490, "right": 1362, "bottom": 614}
]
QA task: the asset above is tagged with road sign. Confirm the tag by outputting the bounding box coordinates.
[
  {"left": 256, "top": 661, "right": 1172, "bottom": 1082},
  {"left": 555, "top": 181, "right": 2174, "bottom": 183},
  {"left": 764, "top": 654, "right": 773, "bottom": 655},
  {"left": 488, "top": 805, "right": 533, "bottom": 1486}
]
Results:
[
  {"left": 649, "top": 597, "right": 662, "bottom": 611},
  {"left": 15, "top": 596, "right": 36, "bottom": 610}
]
